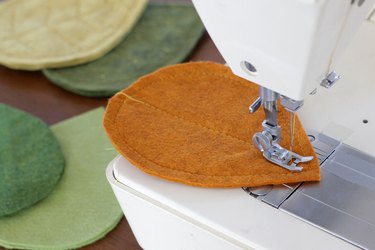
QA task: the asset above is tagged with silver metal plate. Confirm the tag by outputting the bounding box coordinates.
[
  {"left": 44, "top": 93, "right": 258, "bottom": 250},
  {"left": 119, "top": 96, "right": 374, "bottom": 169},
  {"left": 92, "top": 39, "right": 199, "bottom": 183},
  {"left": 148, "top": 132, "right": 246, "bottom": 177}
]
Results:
[
  {"left": 245, "top": 131, "right": 375, "bottom": 249},
  {"left": 281, "top": 143, "right": 375, "bottom": 249}
]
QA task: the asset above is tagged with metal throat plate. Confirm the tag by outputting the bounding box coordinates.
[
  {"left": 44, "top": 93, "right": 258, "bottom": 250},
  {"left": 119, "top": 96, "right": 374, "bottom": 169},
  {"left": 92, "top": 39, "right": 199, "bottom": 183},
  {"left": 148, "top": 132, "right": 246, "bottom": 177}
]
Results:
[{"left": 244, "top": 131, "right": 375, "bottom": 249}]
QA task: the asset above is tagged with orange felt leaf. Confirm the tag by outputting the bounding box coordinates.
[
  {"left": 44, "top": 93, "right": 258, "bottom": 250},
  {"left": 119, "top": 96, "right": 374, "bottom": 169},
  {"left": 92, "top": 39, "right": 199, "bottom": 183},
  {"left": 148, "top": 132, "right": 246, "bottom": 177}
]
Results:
[{"left": 104, "top": 62, "right": 320, "bottom": 188}]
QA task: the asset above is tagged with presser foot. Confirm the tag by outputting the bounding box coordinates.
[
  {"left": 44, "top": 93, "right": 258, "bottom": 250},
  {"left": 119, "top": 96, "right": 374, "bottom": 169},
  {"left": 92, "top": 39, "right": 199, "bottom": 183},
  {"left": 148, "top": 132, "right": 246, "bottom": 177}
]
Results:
[
  {"left": 253, "top": 131, "right": 313, "bottom": 172},
  {"left": 263, "top": 144, "right": 313, "bottom": 172}
]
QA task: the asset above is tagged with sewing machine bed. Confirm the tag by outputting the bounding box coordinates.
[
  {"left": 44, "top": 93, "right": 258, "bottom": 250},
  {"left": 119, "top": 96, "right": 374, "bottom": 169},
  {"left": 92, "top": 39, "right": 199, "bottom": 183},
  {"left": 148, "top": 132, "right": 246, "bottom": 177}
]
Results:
[
  {"left": 247, "top": 131, "right": 375, "bottom": 249},
  {"left": 107, "top": 131, "right": 375, "bottom": 249}
]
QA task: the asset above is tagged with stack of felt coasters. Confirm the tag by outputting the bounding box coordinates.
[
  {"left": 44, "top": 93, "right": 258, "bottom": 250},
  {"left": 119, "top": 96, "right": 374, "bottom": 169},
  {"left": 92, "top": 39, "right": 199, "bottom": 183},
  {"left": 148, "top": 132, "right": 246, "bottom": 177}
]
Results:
[
  {"left": 0, "top": 0, "right": 148, "bottom": 70},
  {"left": 0, "top": 0, "right": 205, "bottom": 98},
  {"left": 43, "top": 3, "right": 205, "bottom": 97},
  {"left": 0, "top": 108, "right": 122, "bottom": 249},
  {"left": 0, "top": 0, "right": 210, "bottom": 248},
  {"left": 103, "top": 62, "right": 321, "bottom": 188}
]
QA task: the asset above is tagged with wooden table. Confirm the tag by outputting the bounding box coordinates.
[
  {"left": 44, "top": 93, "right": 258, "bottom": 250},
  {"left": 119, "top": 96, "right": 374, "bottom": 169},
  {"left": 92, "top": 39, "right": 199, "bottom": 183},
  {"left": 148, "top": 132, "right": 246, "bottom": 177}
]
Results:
[{"left": 0, "top": 0, "right": 224, "bottom": 249}]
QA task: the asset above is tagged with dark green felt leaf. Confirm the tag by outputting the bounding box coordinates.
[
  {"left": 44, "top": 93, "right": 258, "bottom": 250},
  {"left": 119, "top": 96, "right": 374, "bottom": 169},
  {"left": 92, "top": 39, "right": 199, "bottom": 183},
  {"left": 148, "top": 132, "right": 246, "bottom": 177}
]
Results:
[
  {"left": 0, "top": 104, "right": 65, "bottom": 217},
  {"left": 43, "top": 3, "right": 205, "bottom": 97}
]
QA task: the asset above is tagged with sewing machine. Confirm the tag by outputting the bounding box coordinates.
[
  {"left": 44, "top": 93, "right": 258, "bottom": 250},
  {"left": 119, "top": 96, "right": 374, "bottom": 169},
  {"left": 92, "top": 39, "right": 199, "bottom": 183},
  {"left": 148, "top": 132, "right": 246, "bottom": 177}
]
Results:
[{"left": 107, "top": 1, "right": 375, "bottom": 249}]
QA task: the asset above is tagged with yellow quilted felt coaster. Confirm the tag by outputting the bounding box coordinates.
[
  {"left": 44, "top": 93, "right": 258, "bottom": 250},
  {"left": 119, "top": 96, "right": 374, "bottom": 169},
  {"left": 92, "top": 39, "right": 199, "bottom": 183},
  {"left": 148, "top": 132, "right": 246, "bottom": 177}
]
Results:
[
  {"left": 104, "top": 62, "right": 320, "bottom": 188},
  {"left": 0, "top": 0, "right": 147, "bottom": 70}
]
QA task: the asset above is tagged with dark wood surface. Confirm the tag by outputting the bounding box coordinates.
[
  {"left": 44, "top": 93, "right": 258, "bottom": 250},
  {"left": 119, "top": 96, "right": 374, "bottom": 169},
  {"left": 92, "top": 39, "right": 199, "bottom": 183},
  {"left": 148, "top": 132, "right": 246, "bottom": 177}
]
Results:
[{"left": 0, "top": 0, "right": 224, "bottom": 249}]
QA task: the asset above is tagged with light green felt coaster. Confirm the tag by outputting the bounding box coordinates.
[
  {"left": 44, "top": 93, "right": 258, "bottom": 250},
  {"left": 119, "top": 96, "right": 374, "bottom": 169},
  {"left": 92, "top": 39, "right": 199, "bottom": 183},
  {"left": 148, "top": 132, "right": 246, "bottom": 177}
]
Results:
[
  {"left": 43, "top": 3, "right": 205, "bottom": 97},
  {"left": 0, "top": 108, "right": 121, "bottom": 250},
  {"left": 0, "top": 104, "right": 65, "bottom": 217}
]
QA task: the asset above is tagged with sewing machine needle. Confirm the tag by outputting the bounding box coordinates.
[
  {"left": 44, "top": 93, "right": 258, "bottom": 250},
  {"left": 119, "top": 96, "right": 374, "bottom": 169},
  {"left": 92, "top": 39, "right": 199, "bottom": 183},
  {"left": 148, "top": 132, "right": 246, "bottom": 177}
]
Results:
[{"left": 290, "top": 111, "right": 295, "bottom": 151}]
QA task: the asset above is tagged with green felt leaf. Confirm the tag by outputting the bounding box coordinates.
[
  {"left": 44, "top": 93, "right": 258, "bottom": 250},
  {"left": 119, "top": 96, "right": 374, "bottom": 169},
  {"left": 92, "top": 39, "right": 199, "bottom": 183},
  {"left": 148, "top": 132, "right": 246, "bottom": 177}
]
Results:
[
  {"left": 0, "top": 104, "right": 65, "bottom": 217},
  {"left": 0, "top": 108, "right": 121, "bottom": 250},
  {"left": 43, "top": 3, "right": 205, "bottom": 97}
]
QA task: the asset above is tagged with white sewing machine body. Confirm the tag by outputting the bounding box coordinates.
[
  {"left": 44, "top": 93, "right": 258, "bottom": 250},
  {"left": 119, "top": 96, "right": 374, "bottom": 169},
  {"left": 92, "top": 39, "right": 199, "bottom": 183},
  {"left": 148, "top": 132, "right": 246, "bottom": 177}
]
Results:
[
  {"left": 191, "top": 0, "right": 374, "bottom": 101},
  {"left": 106, "top": 1, "right": 375, "bottom": 249},
  {"left": 107, "top": 19, "right": 375, "bottom": 249}
]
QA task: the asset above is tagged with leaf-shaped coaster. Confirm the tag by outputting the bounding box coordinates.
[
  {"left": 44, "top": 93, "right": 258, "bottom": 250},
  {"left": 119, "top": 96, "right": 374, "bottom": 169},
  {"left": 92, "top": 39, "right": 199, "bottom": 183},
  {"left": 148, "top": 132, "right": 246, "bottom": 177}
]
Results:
[
  {"left": 104, "top": 62, "right": 320, "bottom": 188},
  {"left": 0, "top": 104, "right": 65, "bottom": 217},
  {"left": 0, "top": 0, "right": 147, "bottom": 70},
  {"left": 43, "top": 3, "right": 205, "bottom": 97}
]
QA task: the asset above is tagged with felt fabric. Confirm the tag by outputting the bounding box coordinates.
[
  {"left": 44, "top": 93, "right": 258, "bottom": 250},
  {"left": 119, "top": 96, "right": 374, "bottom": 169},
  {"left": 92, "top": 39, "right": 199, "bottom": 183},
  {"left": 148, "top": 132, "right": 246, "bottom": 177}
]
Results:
[
  {"left": 104, "top": 62, "right": 321, "bottom": 188},
  {"left": 0, "top": 104, "right": 64, "bottom": 217},
  {"left": 0, "top": 0, "right": 147, "bottom": 70},
  {"left": 42, "top": 3, "right": 205, "bottom": 97},
  {"left": 0, "top": 108, "right": 122, "bottom": 250}
]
